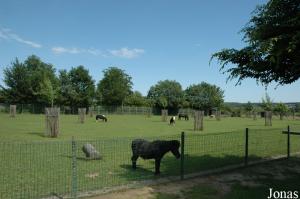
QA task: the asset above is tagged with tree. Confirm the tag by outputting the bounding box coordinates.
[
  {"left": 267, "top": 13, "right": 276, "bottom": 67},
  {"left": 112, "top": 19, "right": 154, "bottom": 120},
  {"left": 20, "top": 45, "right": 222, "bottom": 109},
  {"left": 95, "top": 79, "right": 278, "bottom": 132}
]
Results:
[
  {"left": 158, "top": 97, "right": 168, "bottom": 109},
  {"left": 97, "top": 67, "right": 133, "bottom": 106},
  {"left": 221, "top": 103, "right": 232, "bottom": 115},
  {"left": 37, "top": 77, "right": 55, "bottom": 107},
  {"left": 180, "top": 100, "right": 190, "bottom": 109},
  {"left": 184, "top": 82, "right": 224, "bottom": 112},
  {"left": 261, "top": 93, "right": 273, "bottom": 111},
  {"left": 56, "top": 66, "right": 95, "bottom": 109},
  {"left": 68, "top": 66, "right": 95, "bottom": 107},
  {"left": 211, "top": 0, "right": 300, "bottom": 85},
  {"left": 274, "top": 102, "right": 289, "bottom": 120},
  {"left": 145, "top": 98, "right": 155, "bottom": 108},
  {"left": 147, "top": 80, "right": 183, "bottom": 109},
  {"left": 244, "top": 101, "right": 253, "bottom": 116},
  {"left": 56, "top": 70, "right": 74, "bottom": 106},
  {"left": 124, "top": 91, "right": 147, "bottom": 106},
  {"left": 1, "top": 55, "right": 58, "bottom": 105},
  {"left": 0, "top": 88, "right": 5, "bottom": 103}
]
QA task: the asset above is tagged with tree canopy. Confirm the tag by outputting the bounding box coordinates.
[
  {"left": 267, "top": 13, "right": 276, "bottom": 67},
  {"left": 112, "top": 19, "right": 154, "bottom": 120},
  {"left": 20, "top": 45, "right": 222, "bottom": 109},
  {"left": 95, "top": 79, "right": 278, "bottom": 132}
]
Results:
[
  {"left": 274, "top": 102, "right": 289, "bottom": 114},
  {"left": 124, "top": 91, "right": 147, "bottom": 107},
  {"left": 69, "top": 66, "right": 95, "bottom": 107},
  {"left": 211, "top": 0, "right": 300, "bottom": 85},
  {"left": 2, "top": 55, "right": 58, "bottom": 105},
  {"left": 97, "top": 67, "right": 133, "bottom": 106},
  {"left": 147, "top": 80, "right": 183, "bottom": 109},
  {"left": 184, "top": 82, "right": 224, "bottom": 111},
  {"left": 261, "top": 93, "right": 273, "bottom": 111},
  {"left": 244, "top": 101, "right": 254, "bottom": 112}
]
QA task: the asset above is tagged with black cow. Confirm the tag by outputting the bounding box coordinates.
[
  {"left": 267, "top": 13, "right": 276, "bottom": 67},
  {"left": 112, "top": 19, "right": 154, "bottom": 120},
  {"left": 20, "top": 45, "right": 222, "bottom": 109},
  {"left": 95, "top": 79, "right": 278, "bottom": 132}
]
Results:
[
  {"left": 131, "top": 139, "right": 180, "bottom": 175},
  {"left": 96, "top": 114, "right": 107, "bottom": 122},
  {"left": 178, "top": 113, "right": 189, "bottom": 120},
  {"left": 169, "top": 116, "right": 176, "bottom": 125}
]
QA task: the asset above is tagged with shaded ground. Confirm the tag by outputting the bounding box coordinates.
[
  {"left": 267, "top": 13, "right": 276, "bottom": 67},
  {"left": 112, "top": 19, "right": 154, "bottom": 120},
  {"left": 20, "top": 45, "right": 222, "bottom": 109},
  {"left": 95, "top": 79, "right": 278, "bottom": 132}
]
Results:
[{"left": 87, "top": 157, "right": 300, "bottom": 199}]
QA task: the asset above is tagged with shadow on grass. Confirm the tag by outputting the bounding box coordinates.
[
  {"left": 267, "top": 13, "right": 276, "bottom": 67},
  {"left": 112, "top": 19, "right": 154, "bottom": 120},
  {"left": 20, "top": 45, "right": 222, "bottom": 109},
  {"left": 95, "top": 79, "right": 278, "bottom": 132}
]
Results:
[
  {"left": 116, "top": 154, "right": 261, "bottom": 182},
  {"left": 120, "top": 164, "right": 154, "bottom": 177},
  {"left": 62, "top": 155, "right": 102, "bottom": 161},
  {"left": 27, "top": 132, "right": 45, "bottom": 138},
  {"left": 183, "top": 128, "right": 197, "bottom": 131}
]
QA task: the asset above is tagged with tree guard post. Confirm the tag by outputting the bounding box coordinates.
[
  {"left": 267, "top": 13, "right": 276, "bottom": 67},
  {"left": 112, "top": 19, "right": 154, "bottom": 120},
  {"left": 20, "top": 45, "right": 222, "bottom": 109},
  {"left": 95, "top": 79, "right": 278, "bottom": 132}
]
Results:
[
  {"left": 216, "top": 110, "right": 221, "bottom": 121},
  {"left": 10, "top": 105, "right": 16, "bottom": 117},
  {"left": 161, "top": 109, "right": 168, "bottom": 122},
  {"left": 45, "top": 107, "right": 60, "bottom": 138},
  {"left": 147, "top": 107, "right": 152, "bottom": 117},
  {"left": 89, "top": 107, "right": 94, "bottom": 117},
  {"left": 292, "top": 109, "right": 295, "bottom": 120},
  {"left": 253, "top": 111, "right": 257, "bottom": 120},
  {"left": 265, "top": 111, "right": 272, "bottom": 126},
  {"left": 194, "top": 110, "right": 204, "bottom": 131},
  {"left": 78, "top": 108, "right": 86, "bottom": 123}
]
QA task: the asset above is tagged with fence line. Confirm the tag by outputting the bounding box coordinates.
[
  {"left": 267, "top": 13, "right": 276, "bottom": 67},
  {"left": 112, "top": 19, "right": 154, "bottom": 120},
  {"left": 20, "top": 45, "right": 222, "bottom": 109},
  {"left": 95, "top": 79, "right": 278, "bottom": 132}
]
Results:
[
  {"left": 0, "top": 103, "right": 154, "bottom": 115},
  {"left": 0, "top": 127, "right": 299, "bottom": 199}
]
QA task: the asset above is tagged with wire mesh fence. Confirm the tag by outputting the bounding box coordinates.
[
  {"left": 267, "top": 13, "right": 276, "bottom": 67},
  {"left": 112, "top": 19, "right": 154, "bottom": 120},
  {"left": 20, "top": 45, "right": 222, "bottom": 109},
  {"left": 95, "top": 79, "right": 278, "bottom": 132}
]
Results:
[
  {"left": 0, "top": 141, "right": 72, "bottom": 199},
  {"left": 248, "top": 128, "right": 287, "bottom": 161},
  {"left": 0, "top": 127, "right": 299, "bottom": 199},
  {"left": 185, "top": 131, "right": 245, "bottom": 174},
  {"left": 0, "top": 103, "right": 154, "bottom": 116}
]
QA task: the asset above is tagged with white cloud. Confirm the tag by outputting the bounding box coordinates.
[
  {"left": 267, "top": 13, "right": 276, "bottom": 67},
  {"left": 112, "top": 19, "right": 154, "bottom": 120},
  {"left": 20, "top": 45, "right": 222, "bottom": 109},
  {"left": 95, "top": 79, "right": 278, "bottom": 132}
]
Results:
[
  {"left": 109, "top": 47, "right": 145, "bottom": 59},
  {"left": 52, "top": 47, "right": 81, "bottom": 54},
  {"left": 0, "top": 28, "right": 42, "bottom": 48},
  {"left": 51, "top": 46, "right": 106, "bottom": 57},
  {"left": 52, "top": 46, "right": 145, "bottom": 59}
]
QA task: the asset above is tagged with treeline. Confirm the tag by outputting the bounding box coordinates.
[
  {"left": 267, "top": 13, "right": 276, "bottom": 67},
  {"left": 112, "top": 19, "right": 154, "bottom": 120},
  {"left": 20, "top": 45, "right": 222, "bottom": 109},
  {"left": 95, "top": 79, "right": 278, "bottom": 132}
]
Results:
[{"left": 0, "top": 55, "right": 224, "bottom": 113}]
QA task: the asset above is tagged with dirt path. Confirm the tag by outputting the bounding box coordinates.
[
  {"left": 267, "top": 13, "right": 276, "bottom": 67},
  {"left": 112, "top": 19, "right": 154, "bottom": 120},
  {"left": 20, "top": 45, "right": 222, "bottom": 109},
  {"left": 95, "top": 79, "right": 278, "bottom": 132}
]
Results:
[{"left": 87, "top": 159, "right": 300, "bottom": 199}]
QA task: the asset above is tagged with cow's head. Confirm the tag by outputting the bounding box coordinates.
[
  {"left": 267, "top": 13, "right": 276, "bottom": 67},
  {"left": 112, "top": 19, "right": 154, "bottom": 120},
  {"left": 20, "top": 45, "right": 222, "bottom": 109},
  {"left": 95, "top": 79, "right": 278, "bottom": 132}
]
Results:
[{"left": 170, "top": 140, "right": 180, "bottom": 159}]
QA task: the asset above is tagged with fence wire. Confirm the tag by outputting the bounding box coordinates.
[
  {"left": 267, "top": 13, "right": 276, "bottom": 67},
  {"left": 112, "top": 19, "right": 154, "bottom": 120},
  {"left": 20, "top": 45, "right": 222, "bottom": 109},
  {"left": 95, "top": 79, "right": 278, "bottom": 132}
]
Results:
[
  {"left": 248, "top": 128, "right": 287, "bottom": 161},
  {"left": 0, "top": 128, "right": 299, "bottom": 199},
  {"left": 185, "top": 131, "right": 245, "bottom": 173}
]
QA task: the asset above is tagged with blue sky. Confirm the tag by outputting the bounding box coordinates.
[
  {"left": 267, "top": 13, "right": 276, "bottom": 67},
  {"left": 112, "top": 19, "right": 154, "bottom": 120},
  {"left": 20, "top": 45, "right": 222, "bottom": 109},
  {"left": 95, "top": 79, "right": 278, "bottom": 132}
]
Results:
[{"left": 0, "top": 0, "right": 299, "bottom": 103}]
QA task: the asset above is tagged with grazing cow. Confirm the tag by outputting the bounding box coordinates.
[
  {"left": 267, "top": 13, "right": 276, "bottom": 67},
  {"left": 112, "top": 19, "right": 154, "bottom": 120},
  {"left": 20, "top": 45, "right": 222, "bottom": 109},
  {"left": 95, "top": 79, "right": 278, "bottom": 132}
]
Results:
[
  {"left": 209, "top": 115, "right": 215, "bottom": 118},
  {"left": 178, "top": 113, "right": 189, "bottom": 120},
  {"left": 96, "top": 114, "right": 107, "bottom": 122},
  {"left": 131, "top": 139, "right": 180, "bottom": 175},
  {"left": 169, "top": 116, "right": 176, "bottom": 125}
]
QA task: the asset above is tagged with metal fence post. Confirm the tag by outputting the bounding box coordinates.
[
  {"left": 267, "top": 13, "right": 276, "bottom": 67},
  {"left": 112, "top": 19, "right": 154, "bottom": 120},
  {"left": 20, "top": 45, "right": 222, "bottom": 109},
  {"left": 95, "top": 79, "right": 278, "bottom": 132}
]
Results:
[
  {"left": 287, "top": 125, "right": 290, "bottom": 159},
  {"left": 71, "top": 137, "right": 77, "bottom": 198},
  {"left": 180, "top": 132, "right": 185, "bottom": 180},
  {"left": 245, "top": 128, "right": 249, "bottom": 166}
]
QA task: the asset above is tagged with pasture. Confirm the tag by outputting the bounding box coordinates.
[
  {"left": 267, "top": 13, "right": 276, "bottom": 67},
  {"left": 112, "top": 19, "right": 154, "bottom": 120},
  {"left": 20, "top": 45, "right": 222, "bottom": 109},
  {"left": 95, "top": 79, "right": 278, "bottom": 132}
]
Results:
[
  {"left": 0, "top": 113, "right": 300, "bottom": 198},
  {"left": 1, "top": 113, "right": 300, "bottom": 141}
]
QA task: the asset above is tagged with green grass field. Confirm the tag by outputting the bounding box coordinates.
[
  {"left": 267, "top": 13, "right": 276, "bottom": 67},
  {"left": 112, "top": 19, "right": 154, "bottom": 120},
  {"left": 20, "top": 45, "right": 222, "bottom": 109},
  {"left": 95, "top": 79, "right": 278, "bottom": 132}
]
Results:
[
  {"left": 0, "top": 113, "right": 300, "bottom": 199},
  {"left": 1, "top": 113, "right": 300, "bottom": 141}
]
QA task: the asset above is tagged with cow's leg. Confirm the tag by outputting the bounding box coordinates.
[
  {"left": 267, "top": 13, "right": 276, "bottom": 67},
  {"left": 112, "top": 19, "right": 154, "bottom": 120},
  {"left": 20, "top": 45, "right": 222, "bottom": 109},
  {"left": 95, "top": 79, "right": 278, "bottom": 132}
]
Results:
[
  {"left": 155, "top": 158, "right": 161, "bottom": 175},
  {"left": 131, "top": 155, "right": 139, "bottom": 169}
]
